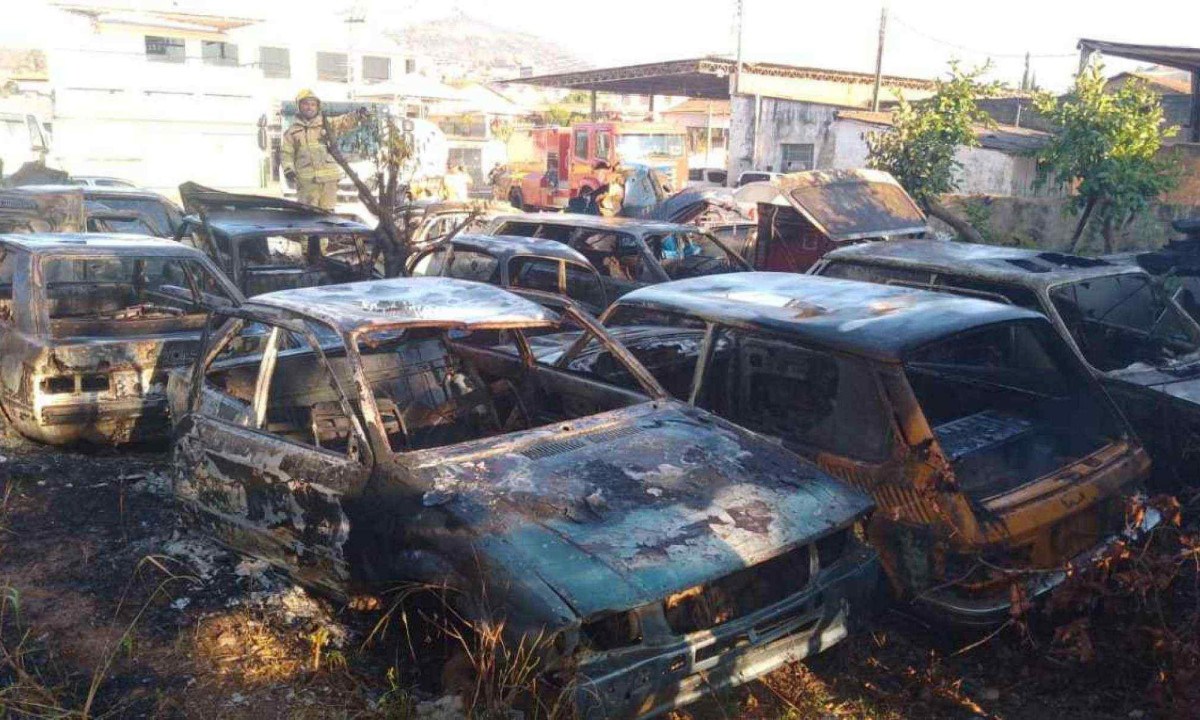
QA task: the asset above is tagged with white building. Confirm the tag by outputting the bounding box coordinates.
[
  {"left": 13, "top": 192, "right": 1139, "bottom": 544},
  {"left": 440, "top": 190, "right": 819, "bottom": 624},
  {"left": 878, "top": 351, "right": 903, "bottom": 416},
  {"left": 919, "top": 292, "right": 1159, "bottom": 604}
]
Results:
[{"left": 8, "top": 2, "right": 435, "bottom": 195}]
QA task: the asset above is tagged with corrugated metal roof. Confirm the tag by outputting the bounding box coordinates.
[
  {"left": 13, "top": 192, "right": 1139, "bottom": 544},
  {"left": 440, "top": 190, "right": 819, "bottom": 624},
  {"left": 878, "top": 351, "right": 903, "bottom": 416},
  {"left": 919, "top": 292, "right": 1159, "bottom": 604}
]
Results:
[{"left": 837, "top": 110, "right": 1050, "bottom": 154}]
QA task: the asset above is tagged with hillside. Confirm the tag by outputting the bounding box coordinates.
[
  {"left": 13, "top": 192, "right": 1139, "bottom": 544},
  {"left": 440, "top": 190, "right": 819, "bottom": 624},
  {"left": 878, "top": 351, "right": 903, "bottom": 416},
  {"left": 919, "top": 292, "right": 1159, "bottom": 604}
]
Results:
[{"left": 388, "top": 12, "right": 589, "bottom": 77}]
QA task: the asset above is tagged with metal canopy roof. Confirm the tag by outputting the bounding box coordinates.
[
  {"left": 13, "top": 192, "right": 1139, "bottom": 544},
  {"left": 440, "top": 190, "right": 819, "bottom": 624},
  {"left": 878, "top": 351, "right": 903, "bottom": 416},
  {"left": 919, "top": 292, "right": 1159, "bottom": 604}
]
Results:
[
  {"left": 508, "top": 57, "right": 937, "bottom": 100},
  {"left": 1078, "top": 39, "right": 1200, "bottom": 142},
  {"left": 1079, "top": 39, "right": 1200, "bottom": 73}
]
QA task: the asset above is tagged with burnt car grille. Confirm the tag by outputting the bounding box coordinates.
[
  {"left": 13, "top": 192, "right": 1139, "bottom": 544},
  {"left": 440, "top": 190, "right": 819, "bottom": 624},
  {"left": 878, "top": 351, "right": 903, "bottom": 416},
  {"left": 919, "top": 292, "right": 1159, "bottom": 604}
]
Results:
[
  {"left": 522, "top": 437, "right": 588, "bottom": 459},
  {"left": 663, "top": 543, "right": 812, "bottom": 636}
]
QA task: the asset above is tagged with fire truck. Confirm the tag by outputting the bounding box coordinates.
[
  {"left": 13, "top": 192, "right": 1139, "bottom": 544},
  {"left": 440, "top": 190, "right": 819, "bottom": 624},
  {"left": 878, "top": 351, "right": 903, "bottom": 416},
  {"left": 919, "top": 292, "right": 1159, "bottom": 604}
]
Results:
[{"left": 500, "top": 121, "right": 687, "bottom": 211}]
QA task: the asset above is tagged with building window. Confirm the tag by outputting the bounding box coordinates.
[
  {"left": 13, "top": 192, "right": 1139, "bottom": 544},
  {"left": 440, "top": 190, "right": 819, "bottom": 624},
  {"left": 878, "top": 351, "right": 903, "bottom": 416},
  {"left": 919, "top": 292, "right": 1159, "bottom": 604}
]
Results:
[
  {"left": 317, "top": 52, "right": 349, "bottom": 82},
  {"left": 362, "top": 56, "right": 391, "bottom": 83},
  {"left": 202, "top": 41, "right": 239, "bottom": 67},
  {"left": 405, "top": 58, "right": 417, "bottom": 74},
  {"left": 781, "top": 143, "right": 815, "bottom": 172},
  {"left": 145, "top": 36, "right": 185, "bottom": 63},
  {"left": 259, "top": 46, "right": 290, "bottom": 79}
]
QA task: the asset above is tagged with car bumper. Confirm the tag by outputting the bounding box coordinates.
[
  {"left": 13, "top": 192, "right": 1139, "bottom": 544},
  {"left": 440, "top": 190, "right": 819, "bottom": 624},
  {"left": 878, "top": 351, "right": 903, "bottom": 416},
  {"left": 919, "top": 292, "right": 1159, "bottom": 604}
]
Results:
[
  {"left": 18, "top": 396, "right": 170, "bottom": 444},
  {"left": 572, "top": 545, "right": 879, "bottom": 719},
  {"left": 916, "top": 504, "right": 1162, "bottom": 626}
]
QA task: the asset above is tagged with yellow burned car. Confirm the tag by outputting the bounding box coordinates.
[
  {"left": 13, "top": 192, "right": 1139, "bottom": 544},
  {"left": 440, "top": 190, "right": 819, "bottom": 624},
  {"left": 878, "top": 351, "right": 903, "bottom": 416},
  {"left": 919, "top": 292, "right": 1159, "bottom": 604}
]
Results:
[{"left": 532, "top": 273, "right": 1160, "bottom": 624}]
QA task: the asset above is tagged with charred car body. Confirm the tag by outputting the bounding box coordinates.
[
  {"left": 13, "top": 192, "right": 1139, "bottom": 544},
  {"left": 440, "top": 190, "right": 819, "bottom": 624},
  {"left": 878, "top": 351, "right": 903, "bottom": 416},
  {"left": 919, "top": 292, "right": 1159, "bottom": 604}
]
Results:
[
  {"left": 0, "top": 234, "right": 242, "bottom": 445},
  {"left": 167, "top": 277, "right": 878, "bottom": 717},
  {"left": 0, "top": 186, "right": 86, "bottom": 233},
  {"left": 177, "top": 182, "right": 380, "bottom": 296},
  {"left": 408, "top": 234, "right": 612, "bottom": 314},
  {"left": 532, "top": 273, "right": 1156, "bottom": 624},
  {"left": 1108, "top": 218, "right": 1200, "bottom": 322},
  {"left": 15, "top": 184, "right": 184, "bottom": 238},
  {"left": 815, "top": 240, "right": 1200, "bottom": 487},
  {"left": 487, "top": 213, "right": 749, "bottom": 304},
  {"left": 396, "top": 199, "right": 519, "bottom": 251},
  {"left": 734, "top": 169, "right": 928, "bottom": 272}
]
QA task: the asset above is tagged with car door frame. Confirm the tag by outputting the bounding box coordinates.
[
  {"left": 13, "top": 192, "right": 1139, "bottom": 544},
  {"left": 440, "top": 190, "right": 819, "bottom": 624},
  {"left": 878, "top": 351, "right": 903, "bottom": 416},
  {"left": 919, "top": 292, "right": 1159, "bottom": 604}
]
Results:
[{"left": 180, "top": 309, "right": 375, "bottom": 591}]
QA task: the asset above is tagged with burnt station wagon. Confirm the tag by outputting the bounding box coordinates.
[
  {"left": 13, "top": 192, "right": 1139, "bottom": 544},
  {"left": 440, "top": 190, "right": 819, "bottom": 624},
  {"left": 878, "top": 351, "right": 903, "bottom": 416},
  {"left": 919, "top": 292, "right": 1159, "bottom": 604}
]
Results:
[
  {"left": 0, "top": 234, "right": 242, "bottom": 445},
  {"left": 487, "top": 213, "right": 749, "bottom": 302},
  {"left": 408, "top": 234, "right": 611, "bottom": 314},
  {"left": 536, "top": 273, "right": 1157, "bottom": 624},
  {"left": 166, "top": 277, "right": 878, "bottom": 717},
  {"left": 177, "top": 182, "right": 380, "bottom": 296},
  {"left": 815, "top": 240, "right": 1200, "bottom": 487}
]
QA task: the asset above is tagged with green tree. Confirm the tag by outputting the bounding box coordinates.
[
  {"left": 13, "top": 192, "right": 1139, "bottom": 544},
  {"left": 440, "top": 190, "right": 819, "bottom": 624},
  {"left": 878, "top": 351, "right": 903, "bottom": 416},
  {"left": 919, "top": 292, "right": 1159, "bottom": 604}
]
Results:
[
  {"left": 866, "top": 62, "right": 1001, "bottom": 243},
  {"left": 1033, "top": 65, "right": 1178, "bottom": 252},
  {"left": 544, "top": 104, "right": 585, "bottom": 127}
]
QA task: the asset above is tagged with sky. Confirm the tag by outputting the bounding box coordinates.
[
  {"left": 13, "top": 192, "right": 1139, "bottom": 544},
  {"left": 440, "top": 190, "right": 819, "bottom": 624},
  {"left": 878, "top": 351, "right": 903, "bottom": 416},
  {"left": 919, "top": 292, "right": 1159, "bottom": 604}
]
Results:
[
  {"left": 343, "top": 0, "right": 1200, "bottom": 91},
  {"left": 11, "top": 0, "right": 1200, "bottom": 91}
]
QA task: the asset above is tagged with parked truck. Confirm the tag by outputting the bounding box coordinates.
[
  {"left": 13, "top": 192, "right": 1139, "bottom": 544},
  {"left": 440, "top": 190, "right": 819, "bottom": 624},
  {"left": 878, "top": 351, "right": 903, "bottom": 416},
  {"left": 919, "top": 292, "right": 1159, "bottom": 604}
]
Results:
[{"left": 501, "top": 121, "right": 688, "bottom": 211}]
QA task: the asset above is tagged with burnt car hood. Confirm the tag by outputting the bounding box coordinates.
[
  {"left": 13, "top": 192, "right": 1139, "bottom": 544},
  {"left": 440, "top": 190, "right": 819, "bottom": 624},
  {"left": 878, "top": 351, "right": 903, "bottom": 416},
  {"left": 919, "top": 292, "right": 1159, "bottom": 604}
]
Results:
[{"left": 413, "top": 401, "right": 872, "bottom": 618}]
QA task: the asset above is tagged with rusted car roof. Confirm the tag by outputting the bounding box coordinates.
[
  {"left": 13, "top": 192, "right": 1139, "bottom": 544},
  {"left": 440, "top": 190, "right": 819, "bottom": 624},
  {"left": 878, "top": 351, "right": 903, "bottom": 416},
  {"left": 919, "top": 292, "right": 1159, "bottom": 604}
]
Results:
[
  {"left": 0, "top": 186, "right": 86, "bottom": 232},
  {"left": 444, "top": 233, "right": 594, "bottom": 266},
  {"left": 246, "top": 277, "right": 558, "bottom": 333},
  {"left": 492, "top": 212, "right": 698, "bottom": 236},
  {"left": 178, "top": 182, "right": 373, "bottom": 237},
  {"left": 737, "top": 169, "right": 928, "bottom": 242},
  {"left": 828, "top": 239, "right": 1137, "bottom": 286},
  {"left": 0, "top": 233, "right": 201, "bottom": 256},
  {"left": 613, "top": 272, "right": 1040, "bottom": 361}
]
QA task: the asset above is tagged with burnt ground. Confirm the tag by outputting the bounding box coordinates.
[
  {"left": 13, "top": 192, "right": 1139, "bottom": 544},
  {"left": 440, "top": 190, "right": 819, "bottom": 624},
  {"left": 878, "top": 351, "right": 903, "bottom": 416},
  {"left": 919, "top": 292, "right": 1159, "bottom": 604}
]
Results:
[{"left": 0, "top": 418, "right": 1196, "bottom": 719}]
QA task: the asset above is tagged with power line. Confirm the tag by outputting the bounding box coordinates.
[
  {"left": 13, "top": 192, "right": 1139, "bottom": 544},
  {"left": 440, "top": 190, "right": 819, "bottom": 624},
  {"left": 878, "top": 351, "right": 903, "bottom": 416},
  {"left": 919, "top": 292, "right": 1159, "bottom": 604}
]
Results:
[{"left": 889, "top": 12, "right": 1076, "bottom": 60}]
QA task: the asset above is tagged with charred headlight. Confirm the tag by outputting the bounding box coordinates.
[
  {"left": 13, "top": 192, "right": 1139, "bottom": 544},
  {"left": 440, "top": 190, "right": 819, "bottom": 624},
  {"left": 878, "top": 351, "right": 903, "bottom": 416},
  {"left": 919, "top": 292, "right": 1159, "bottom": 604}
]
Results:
[
  {"left": 816, "top": 528, "right": 848, "bottom": 569},
  {"left": 580, "top": 611, "right": 642, "bottom": 651}
]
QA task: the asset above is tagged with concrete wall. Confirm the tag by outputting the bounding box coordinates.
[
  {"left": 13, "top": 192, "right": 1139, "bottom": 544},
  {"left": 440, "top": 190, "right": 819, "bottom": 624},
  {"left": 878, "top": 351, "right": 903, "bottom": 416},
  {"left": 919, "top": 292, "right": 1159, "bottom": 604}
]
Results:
[
  {"left": 936, "top": 194, "right": 1200, "bottom": 254},
  {"left": 1162, "top": 142, "right": 1200, "bottom": 205},
  {"left": 728, "top": 94, "right": 840, "bottom": 182},
  {"left": 730, "top": 96, "right": 1046, "bottom": 197}
]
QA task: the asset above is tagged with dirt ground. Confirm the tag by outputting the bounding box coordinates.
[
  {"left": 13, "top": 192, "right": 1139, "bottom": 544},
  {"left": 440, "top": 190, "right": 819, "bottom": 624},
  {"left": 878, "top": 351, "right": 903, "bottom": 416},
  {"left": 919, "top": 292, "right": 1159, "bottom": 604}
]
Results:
[{"left": 0, "top": 420, "right": 1195, "bottom": 719}]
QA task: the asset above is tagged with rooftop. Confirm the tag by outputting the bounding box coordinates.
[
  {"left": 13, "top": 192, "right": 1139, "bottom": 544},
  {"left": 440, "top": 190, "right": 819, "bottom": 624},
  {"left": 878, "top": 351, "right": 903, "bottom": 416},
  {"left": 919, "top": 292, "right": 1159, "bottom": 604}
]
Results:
[
  {"left": 837, "top": 110, "right": 1051, "bottom": 153},
  {"left": 247, "top": 277, "right": 559, "bottom": 334},
  {"left": 507, "top": 56, "right": 937, "bottom": 101},
  {"left": 826, "top": 239, "right": 1141, "bottom": 286},
  {"left": 613, "top": 272, "right": 1039, "bottom": 362}
]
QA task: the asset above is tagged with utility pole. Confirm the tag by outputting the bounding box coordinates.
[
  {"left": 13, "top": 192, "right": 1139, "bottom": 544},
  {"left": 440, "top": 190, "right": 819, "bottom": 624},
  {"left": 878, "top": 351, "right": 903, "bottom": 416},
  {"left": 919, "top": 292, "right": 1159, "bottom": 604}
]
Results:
[
  {"left": 870, "top": 3, "right": 888, "bottom": 112},
  {"left": 1021, "top": 51, "right": 1031, "bottom": 91},
  {"left": 345, "top": 2, "right": 366, "bottom": 101},
  {"left": 734, "top": 0, "right": 744, "bottom": 94}
]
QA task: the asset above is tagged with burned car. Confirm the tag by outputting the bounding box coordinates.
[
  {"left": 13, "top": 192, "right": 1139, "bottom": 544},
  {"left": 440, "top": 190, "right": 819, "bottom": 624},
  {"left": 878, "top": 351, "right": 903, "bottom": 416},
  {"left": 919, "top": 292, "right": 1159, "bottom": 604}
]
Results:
[
  {"left": 0, "top": 234, "right": 242, "bottom": 445},
  {"left": 0, "top": 186, "right": 87, "bottom": 233},
  {"left": 396, "top": 199, "right": 519, "bottom": 250},
  {"left": 1108, "top": 218, "right": 1200, "bottom": 321},
  {"left": 177, "top": 182, "right": 380, "bottom": 296},
  {"left": 487, "top": 213, "right": 749, "bottom": 303},
  {"left": 734, "top": 169, "right": 928, "bottom": 272},
  {"left": 534, "top": 273, "right": 1156, "bottom": 624},
  {"left": 814, "top": 240, "right": 1200, "bottom": 487},
  {"left": 167, "top": 277, "right": 878, "bottom": 717},
  {"left": 15, "top": 184, "right": 184, "bottom": 238},
  {"left": 408, "top": 234, "right": 612, "bottom": 314}
]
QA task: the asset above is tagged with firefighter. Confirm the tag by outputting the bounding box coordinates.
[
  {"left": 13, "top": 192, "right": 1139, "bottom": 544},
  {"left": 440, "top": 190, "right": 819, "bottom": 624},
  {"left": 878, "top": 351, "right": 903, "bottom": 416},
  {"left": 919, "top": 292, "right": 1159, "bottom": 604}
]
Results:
[{"left": 281, "top": 89, "right": 367, "bottom": 211}]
